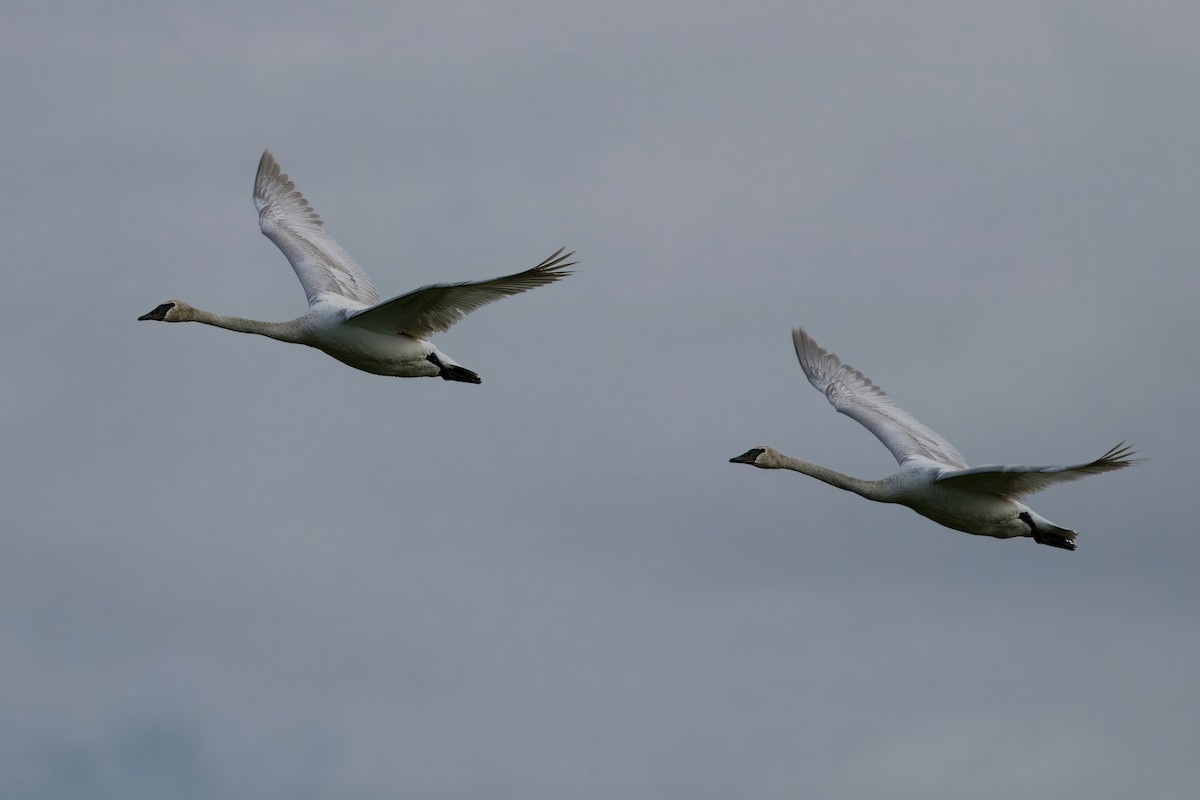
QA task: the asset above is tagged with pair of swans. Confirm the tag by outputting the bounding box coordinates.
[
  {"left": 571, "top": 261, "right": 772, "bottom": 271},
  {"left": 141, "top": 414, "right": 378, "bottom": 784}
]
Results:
[
  {"left": 140, "top": 150, "right": 1138, "bottom": 550},
  {"left": 731, "top": 329, "right": 1139, "bottom": 551},
  {"left": 139, "top": 150, "right": 574, "bottom": 383}
]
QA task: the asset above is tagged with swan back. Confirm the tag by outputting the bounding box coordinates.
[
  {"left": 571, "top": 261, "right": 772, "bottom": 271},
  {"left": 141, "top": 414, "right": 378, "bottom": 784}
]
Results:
[
  {"left": 254, "top": 150, "right": 380, "bottom": 307},
  {"left": 792, "top": 328, "right": 969, "bottom": 469}
]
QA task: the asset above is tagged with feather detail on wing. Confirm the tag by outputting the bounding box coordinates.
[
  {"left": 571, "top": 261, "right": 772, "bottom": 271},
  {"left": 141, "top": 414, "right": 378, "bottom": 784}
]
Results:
[
  {"left": 934, "top": 442, "right": 1141, "bottom": 499},
  {"left": 344, "top": 248, "right": 575, "bottom": 337},
  {"left": 791, "top": 328, "right": 969, "bottom": 469},
  {"left": 254, "top": 150, "right": 380, "bottom": 307}
]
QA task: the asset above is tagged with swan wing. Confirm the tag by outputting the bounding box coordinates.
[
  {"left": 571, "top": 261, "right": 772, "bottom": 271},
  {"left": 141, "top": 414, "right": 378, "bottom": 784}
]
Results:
[
  {"left": 253, "top": 150, "right": 380, "bottom": 307},
  {"left": 344, "top": 248, "right": 575, "bottom": 337},
  {"left": 934, "top": 442, "right": 1140, "bottom": 499},
  {"left": 792, "top": 328, "right": 969, "bottom": 469}
]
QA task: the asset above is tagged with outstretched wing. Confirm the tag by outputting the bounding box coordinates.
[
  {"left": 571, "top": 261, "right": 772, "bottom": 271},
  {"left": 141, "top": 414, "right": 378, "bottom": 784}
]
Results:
[
  {"left": 345, "top": 248, "right": 575, "bottom": 338},
  {"left": 253, "top": 149, "right": 380, "bottom": 307},
  {"left": 792, "top": 328, "right": 969, "bottom": 469},
  {"left": 934, "top": 442, "right": 1140, "bottom": 499}
]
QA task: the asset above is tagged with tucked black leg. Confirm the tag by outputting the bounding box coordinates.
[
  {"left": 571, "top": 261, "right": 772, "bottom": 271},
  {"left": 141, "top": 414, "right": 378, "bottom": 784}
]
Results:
[
  {"left": 1019, "top": 512, "right": 1076, "bottom": 551},
  {"left": 425, "top": 353, "right": 481, "bottom": 384}
]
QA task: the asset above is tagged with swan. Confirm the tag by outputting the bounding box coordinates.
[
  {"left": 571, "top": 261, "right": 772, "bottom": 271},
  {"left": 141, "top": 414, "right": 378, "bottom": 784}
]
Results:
[
  {"left": 730, "top": 328, "right": 1140, "bottom": 550},
  {"left": 138, "top": 150, "right": 575, "bottom": 383}
]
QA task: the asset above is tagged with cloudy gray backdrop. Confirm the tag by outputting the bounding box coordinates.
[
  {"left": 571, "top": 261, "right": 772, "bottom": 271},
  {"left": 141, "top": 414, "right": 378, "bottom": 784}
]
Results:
[{"left": 3, "top": 1, "right": 1197, "bottom": 797}]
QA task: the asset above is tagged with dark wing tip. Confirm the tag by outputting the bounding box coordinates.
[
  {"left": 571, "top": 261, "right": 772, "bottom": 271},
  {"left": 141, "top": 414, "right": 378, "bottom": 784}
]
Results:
[
  {"left": 533, "top": 247, "right": 578, "bottom": 274},
  {"left": 1099, "top": 442, "right": 1144, "bottom": 469}
]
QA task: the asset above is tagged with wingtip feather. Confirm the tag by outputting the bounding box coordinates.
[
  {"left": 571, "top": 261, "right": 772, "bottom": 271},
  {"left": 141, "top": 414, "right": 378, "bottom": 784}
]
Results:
[
  {"left": 791, "top": 327, "right": 831, "bottom": 388},
  {"left": 1097, "top": 442, "right": 1143, "bottom": 469},
  {"left": 532, "top": 247, "right": 577, "bottom": 275}
]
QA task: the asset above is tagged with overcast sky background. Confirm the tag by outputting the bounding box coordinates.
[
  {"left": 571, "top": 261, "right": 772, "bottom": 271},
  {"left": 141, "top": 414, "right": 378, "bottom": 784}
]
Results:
[{"left": 3, "top": 1, "right": 1198, "bottom": 797}]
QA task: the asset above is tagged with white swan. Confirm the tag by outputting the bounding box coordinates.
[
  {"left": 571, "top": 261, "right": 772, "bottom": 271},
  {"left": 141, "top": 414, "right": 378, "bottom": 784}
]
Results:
[
  {"left": 139, "top": 150, "right": 575, "bottom": 383},
  {"left": 730, "top": 328, "right": 1139, "bottom": 551}
]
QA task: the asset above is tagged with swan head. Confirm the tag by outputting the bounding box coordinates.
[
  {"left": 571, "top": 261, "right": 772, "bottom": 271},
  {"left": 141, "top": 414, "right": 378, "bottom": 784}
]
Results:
[
  {"left": 729, "top": 447, "right": 781, "bottom": 468},
  {"left": 138, "top": 301, "right": 191, "bottom": 322}
]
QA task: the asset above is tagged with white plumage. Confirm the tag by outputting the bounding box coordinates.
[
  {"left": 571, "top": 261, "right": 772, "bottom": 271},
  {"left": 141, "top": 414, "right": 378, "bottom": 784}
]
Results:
[
  {"left": 140, "top": 150, "right": 575, "bottom": 384},
  {"left": 731, "top": 328, "right": 1139, "bottom": 550}
]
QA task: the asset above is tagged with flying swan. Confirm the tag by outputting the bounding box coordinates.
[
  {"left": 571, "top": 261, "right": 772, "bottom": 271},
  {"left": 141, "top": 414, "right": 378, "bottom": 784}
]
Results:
[
  {"left": 730, "top": 328, "right": 1139, "bottom": 550},
  {"left": 139, "top": 150, "right": 575, "bottom": 383}
]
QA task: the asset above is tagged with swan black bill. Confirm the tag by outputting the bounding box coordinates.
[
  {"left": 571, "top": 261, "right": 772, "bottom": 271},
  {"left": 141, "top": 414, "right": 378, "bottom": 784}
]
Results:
[
  {"left": 138, "top": 302, "right": 175, "bottom": 321},
  {"left": 730, "top": 448, "right": 765, "bottom": 464}
]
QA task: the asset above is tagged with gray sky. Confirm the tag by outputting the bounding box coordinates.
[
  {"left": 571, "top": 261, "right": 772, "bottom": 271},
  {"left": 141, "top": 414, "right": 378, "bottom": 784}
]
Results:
[{"left": 3, "top": 1, "right": 1198, "bottom": 797}]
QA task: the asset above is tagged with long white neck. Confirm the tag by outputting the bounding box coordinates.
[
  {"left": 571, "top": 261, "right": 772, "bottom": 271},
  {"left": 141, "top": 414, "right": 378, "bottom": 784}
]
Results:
[
  {"left": 767, "top": 452, "right": 893, "bottom": 502},
  {"left": 186, "top": 307, "right": 308, "bottom": 344}
]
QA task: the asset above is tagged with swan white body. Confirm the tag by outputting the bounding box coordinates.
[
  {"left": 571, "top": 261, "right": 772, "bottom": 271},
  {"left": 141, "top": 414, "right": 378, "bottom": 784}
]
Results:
[
  {"left": 139, "top": 150, "right": 575, "bottom": 383},
  {"left": 731, "top": 328, "right": 1139, "bottom": 551}
]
